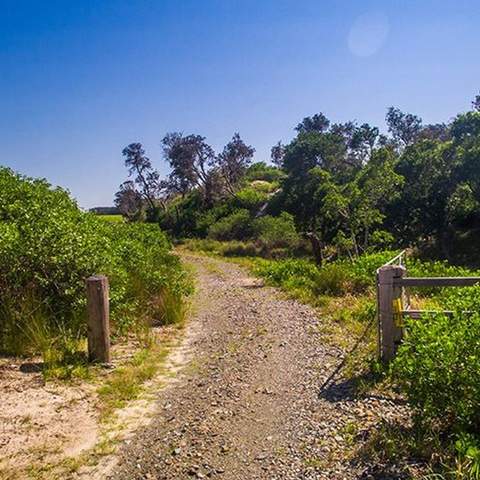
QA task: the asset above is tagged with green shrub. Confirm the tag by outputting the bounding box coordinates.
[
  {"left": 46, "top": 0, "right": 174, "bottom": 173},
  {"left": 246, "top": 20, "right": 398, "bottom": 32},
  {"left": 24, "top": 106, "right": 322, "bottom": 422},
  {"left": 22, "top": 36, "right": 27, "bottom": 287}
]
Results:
[
  {"left": 233, "top": 188, "right": 269, "bottom": 212},
  {"left": 105, "top": 222, "right": 192, "bottom": 333},
  {"left": 454, "top": 432, "right": 480, "bottom": 479},
  {"left": 98, "top": 214, "right": 124, "bottom": 222},
  {"left": 441, "top": 285, "right": 480, "bottom": 312},
  {"left": 393, "top": 311, "right": 480, "bottom": 432},
  {"left": 407, "top": 258, "right": 470, "bottom": 277},
  {"left": 254, "top": 258, "right": 318, "bottom": 287},
  {"left": 313, "top": 264, "right": 350, "bottom": 295},
  {"left": 348, "top": 250, "right": 401, "bottom": 290},
  {"left": 221, "top": 241, "right": 259, "bottom": 257},
  {"left": 158, "top": 190, "right": 209, "bottom": 238},
  {"left": 250, "top": 180, "right": 278, "bottom": 193},
  {"left": 194, "top": 202, "right": 232, "bottom": 236},
  {"left": 208, "top": 209, "right": 253, "bottom": 240},
  {"left": 180, "top": 238, "right": 224, "bottom": 254},
  {"left": 252, "top": 212, "right": 300, "bottom": 252},
  {"left": 245, "top": 162, "right": 285, "bottom": 183},
  {"left": 0, "top": 167, "right": 191, "bottom": 361},
  {"left": 254, "top": 251, "right": 394, "bottom": 300},
  {"left": 268, "top": 247, "right": 292, "bottom": 259}
]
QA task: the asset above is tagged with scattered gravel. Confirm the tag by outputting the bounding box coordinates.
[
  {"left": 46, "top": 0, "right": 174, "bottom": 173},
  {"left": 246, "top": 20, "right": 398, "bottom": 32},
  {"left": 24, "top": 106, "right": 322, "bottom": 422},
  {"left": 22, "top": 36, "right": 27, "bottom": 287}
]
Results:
[{"left": 110, "top": 254, "right": 414, "bottom": 480}]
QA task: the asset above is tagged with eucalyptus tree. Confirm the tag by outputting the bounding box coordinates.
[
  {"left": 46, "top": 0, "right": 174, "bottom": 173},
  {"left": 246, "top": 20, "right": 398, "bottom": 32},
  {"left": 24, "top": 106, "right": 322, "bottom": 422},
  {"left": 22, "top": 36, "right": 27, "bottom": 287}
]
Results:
[
  {"left": 121, "top": 143, "right": 160, "bottom": 210},
  {"left": 161, "top": 133, "right": 216, "bottom": 198},
  {"left": 217, "top": 133, "right": 255, "bottom": 195}
]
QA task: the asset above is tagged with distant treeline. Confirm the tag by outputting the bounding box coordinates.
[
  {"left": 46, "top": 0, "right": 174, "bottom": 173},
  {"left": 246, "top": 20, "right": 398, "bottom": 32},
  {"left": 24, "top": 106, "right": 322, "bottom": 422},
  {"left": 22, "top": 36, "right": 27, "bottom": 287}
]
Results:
[
  {"left": 89, "top": 206, "right": 120, "bottom": 215},
  {"left": 115, "top": 92, "right": 480, "bottom": 265}
]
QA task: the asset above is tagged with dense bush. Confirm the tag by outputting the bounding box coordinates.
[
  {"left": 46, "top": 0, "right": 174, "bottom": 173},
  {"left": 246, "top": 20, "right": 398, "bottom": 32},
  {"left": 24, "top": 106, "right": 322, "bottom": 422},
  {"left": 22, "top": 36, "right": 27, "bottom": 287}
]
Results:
[
  {"left": 245, "top": 162, "right": 285, "bottom": 183},
  {"left": 249, "top": 180, "right": 278, "bottom": 193},
  {"left": 254, "top": 251, "right": 398, "bottom": 299},
  {"left": 393, "top": 311, "right": 480, "bottom": 433},
  {"left": 207, "top": 209, "right": 253, "bottom": 240},
  {"left": 252, "top": 212, "right": 300, "bottom": 252},
  {"left": 407, "top": 258, "right": 471, "bottom": 279},
  {"left": 233, "top": 187, "right": 269, "bottom": 212},
  {"left": 392, "top": 278, "right": 480, "bottom": 435},
  {"left": 441, "top": 284, "right": 480, "bottom": 312},
  {"left": 158, "top": 191, "right": 207, "bottom": 238},
  {"left": 0, "top": 168, "right": 191, "bottom": 358},
  {"left": 347, "top": 250, "right": 401, "bottom": 289},
  {"left": 221, "top": 241, "right": 260, "bottom": 257}
]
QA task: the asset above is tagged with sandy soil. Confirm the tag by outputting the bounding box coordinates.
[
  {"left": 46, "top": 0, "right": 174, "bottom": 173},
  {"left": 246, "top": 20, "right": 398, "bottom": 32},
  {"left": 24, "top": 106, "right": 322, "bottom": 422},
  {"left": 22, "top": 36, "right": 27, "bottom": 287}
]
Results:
[
  {"left": 0, "top": 324, "right": 192, "bottom": 479},
  {"left": 0, "top": 357, "right": 97, "bottom": 476}
]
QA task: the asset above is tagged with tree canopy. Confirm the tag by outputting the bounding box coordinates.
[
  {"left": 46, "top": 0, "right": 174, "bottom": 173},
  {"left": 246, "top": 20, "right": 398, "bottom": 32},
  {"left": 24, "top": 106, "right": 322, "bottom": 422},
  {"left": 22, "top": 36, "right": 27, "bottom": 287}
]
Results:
[{"left": 115, "top": 92, "right": 480, "bottom": 265}]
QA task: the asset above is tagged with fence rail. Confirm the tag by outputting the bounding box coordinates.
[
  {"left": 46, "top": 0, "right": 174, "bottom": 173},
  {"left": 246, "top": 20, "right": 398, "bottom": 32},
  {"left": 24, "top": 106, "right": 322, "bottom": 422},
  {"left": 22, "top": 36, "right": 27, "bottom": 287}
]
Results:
[
  {"left": 376, "top": 253, "right": 480, "bottom": 362},
  {"left": 396, "top": 277, "right": 480, "bottom": 287}
]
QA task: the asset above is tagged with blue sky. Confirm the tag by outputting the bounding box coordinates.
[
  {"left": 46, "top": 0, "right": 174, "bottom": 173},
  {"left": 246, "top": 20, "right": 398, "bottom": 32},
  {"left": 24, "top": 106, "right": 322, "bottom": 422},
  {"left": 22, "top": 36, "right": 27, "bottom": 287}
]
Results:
[{"left": 1, "top": 0, "right": 479, "bottom": 208}]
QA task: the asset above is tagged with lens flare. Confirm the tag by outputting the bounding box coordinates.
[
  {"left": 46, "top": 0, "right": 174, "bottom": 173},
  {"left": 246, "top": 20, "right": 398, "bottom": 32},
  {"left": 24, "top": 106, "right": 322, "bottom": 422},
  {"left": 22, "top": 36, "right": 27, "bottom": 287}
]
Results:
[{"left": 348, "top": 12, "right": 389, "bottom": 57}]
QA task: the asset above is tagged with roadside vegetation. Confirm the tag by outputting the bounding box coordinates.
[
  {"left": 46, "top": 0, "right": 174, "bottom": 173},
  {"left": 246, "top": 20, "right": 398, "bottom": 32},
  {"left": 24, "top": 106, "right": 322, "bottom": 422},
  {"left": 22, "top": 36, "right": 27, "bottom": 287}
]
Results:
[{"left": 0, "top": 167, "right": 192, "bottom": 379}]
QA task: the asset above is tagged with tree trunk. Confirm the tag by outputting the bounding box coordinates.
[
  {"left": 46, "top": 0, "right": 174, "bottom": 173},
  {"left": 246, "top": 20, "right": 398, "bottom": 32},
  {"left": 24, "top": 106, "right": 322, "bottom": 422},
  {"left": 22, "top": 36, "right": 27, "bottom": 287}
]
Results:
[
  {"left": 306, "top": 232, "right": 323, "bottom": 267},
  {"left": 439, "top": 228, "right": 452, "bottom": 261}
]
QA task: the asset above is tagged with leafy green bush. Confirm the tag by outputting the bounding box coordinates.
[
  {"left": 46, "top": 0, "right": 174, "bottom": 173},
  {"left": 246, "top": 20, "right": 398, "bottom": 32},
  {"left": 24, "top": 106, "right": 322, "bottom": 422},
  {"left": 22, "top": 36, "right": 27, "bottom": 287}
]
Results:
[
  {"left": 207, "top": 209, "right": 253, "bottom": 240},
  {"left": 105, "top": 223, "right": 191, "bottom": 332},
  {"left": 407, "top": 257, "right": 471, "bottom": 278},
  {"left": 441, "top": 285, "right": 480, "bottom": 312},
  {"left": 393, "top": 311, "right": 480, "bottom": 433},
  {"left": 98, "top": 214, "right": 124, "bottom": 222},
  {"left": 347, "top": 250, "right": 401, "bottom": 290},
  {"left": 254, "top": 251, "right": 395, "bottom": 299},
  {"left": 179, "top": 238, "right": 224, "bottom": 254},
  {"left": 194, "top": 202, "right": 233, "bottom": 237},
  {"left": 250, "top": 180, "right": 278, "bottom": 193},
  {"left": 245, "top": 162, "right": 285, "bottom": 183},
  {"left": 0, "top": 168, "right": 191, "bottom": 360},
  {"left": 252, "top": 212, "right": 301, "bottom": 252},
  {"left": 233, "top": 188, "right": 269, "bottom": 212},
  {"left": 313, "top": 264, "right": 350, "bottom": 295},
  {"left": 221, "top": 241, "right": 259, "bottom": 257},
  {"left": 158, "top": 190, "right": 213, "bottom": 238},
  {"left": 254, "top": 258, "right": 318, "bottom": 287}
]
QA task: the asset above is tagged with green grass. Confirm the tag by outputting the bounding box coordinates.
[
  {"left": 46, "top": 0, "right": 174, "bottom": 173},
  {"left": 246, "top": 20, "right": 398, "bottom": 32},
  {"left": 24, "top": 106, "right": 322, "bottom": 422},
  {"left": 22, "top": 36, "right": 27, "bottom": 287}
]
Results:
[
  {"left": 96, "top": 214, "right": 124, "bottom": 222},
  {"left": 97, "top": 339, "right": 172, "bottom": 420}
]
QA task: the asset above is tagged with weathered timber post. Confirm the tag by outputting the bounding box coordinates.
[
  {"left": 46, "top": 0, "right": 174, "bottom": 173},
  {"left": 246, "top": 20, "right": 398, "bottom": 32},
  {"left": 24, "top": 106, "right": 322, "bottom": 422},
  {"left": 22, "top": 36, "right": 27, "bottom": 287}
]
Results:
[
  {"left": 86, "top": 275, "right": 111, "bottom": 363},
  {"left": 378, "top": 265, "right": 406, "bottom": 362}
]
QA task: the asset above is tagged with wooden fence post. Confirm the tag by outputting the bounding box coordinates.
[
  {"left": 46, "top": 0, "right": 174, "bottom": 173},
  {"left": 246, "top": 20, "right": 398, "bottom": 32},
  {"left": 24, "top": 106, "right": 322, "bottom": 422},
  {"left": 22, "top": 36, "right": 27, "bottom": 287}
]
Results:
[
  {"left": 378, "top": 265, "right": 406, "bottom": 362},
  {"left": 86, "top": 275, "right": 111, "bottom": 363}
]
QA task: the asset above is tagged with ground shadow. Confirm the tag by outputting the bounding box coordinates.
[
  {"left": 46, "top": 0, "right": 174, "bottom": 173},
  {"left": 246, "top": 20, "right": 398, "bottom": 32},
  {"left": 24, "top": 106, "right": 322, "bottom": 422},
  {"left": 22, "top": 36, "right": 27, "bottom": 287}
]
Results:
[
  {"left": 350, "top": 420, "right": 427, "bottom": 480},
  {"left": 318, "top": 376, "right": 358, "bottom": 401},
  {"left": 356, "top": 464, "right": 413, "bottom": 480},
  {"left": 19, "top": 362, "right": 44, "bottom": 373},
  {"left": 318, "top": 373, "right": 408, "bottom": 406}
]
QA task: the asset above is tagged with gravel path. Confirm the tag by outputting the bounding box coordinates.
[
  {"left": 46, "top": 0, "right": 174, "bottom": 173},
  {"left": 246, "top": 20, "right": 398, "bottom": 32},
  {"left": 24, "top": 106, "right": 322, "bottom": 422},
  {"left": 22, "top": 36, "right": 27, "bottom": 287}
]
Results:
[{"left": 110, "top": 254, "right": 411, "bottom": 480}]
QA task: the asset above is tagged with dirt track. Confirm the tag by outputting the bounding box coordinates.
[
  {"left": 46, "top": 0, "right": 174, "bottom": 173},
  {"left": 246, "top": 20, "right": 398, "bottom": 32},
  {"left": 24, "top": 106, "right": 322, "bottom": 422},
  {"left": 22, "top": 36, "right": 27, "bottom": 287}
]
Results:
[{"left": 110, "top": 254, "right": 410, "bottom": 480}]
